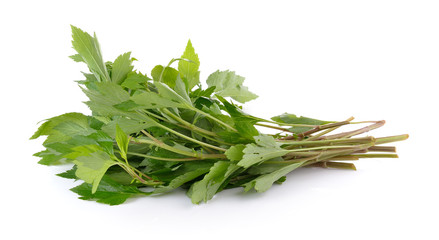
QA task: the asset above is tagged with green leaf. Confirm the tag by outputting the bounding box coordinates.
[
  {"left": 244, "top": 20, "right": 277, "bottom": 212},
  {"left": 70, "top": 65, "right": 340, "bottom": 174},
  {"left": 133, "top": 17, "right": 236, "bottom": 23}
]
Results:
[
  {"left": 31, "top": 112, "right": 88, "bottom": 140},
  {"left": 178, "top": 40, "right": 200, "bottom": 90},
  {"left": 70, "top": 175, "right": 148, "bottom": 205},
  {"left": 77, "top": 72, "right": 99, "bottom": 90},
  {"left": 69, "top": 54, "right": 84, "bottom": 62},
  {"left": 130, "top": 91, "right": 186, "bottom": 109},
  {"left": 53, "top": 121, "right": 96, "bottom": 137},
  {"left": 153, "top": 162, "right": 213, "bottom": 194},
  {"left": 188, "top": 161, "right": 240, "bottom": 204},
  {"left": 216, "top": 131, "right": 254, "bottom": 144},
  {"left": 63, "top": 144, "right": 103, "bottom": 160},
  {"left": 174, "top": 75, "right": 191, "bottom": 104},
  {"left": 88, "top": 116, "right": 105, "bottom": 130},
  {"left": 115, "top": 125, "right": 129, "bottom": 160},
  {"left": 206, "top": 70, "right": 258, "bottom": 103},
  {"left": 216, "top": 95, "right": 260, "bottom": 140},
  {"left": 238, "top": 135, "right": 289, "bottom": 168},
  {"left": 225, "top": 144, "right": 245, "bottom": 161},
  {"left": 191, "top": 86, "right": 216, "bottom": 99},
  {"left": 111, "top": 52, "right": 134, "bottom": 84},
  {"left": 85, "top": 81, "right": 130, "bottom": 104},
  {"left": 30, "top": 112, "right": 93, "bottom": 145},
  {"left": 87, "top": 131, "right": 114, "bottom": 154},
  {"left": 151, "top": 65, "right": 179, "bottom": 88},
  {"left": 243, "top": 162, "right": 304, "bottom": 192},
  {"left": 34, "top": 131, "right": 113, "bottom": 166},
  {"left": 34, "top": 148, "right": 66, "bottom": 165},
  {"left": 154, "top": 82, "right": 192, "bottom": 107},
  {"left": 101, "top": 117, "right": 154, "bottom": 137},
  {"left": 57, "top": 166, "right": 78, "bottom": 179},
  {"left": 271, "top": 113, "right": 332, "bottom": 134},
  {"left": 73, "top": 151, "right": 118, "bottom": 193},
  {"left": 70, "top": 25, "right": 110, "bottom": 82},
  {"left": 113, "top": 100, "right": 143, "bottom": 111},
  {"left": 246, "top": 159, "right": 285, "bottom": 175},
  {"left": 121, "top": 71, "right": 150, "bottom": 90},
  {"left": 82, "top": 82, "right": 141, "bottom": 119}
]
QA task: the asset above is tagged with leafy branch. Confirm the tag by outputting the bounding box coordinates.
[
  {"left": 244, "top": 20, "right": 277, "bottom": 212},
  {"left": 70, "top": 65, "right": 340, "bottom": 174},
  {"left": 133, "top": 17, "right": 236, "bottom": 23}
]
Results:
[{"left": 31, "top": 26, "right": 408, "bottom": 205}]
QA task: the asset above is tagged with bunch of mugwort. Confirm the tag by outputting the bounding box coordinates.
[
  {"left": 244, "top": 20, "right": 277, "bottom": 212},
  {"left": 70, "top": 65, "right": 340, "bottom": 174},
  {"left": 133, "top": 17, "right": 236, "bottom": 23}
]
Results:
[{"left": 31, "top": 26, "right": 408, "bottom": 205}]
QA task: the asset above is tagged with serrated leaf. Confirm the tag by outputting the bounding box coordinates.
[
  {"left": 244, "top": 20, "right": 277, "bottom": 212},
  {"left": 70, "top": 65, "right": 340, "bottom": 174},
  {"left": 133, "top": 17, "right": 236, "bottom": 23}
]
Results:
[
  {"left": 73, "top": 151, "right": 118, "bottom": 193},
  {"left": 34, "top": 148, "right": 66, "bottom": 165},
  {"left": 57, "top": 166, "right": 78, "bottom": 179},
  {"left": 31, "top": 112, "right": 93, "bottom": 145},
  {"left": 70, "top": 175, "right": 149, "bottom": 205},
  {"left": 53, "top": 121, "right": 96, "bottom": 137},
  {"left": 191, "top": 86, "right": 216, "bottom": 99},
  {"left": 82, "top": 82, "right": 141, "bottom": 119},
  {"left": 111, "top": 52, "right": 134, "bottom": 84},
  {"left": 101, "top": 117, "right": 154, "bottom": 137},
  {"left": 207, "top": 70, "right": 258, "bottom": 103},
  {"left": 243, "top": 162, "right": 304, "bottom": 192},
  {"left": 115, "top": 125, "right": 129, "bottom": 160},
  {"left": 87, "top": 131, "right": 114, "bottom": 154},
  {"left": 69, "top": 54, "right": 84, "bottom": 62},
  {"left": 216, "top": 95, "right": 260, "bottom": 140},
  {"left": 113, "top": 100, "right": 142, "bottom": 111},
  {"left": 225, "top": 144, "right": 245, "bottom": 161},
  {"left": 179, "top": 40, "right": 200, "bottom": 90},
  {"left": 30, "top": 112, "right": 88, "bottom": 139},
  {"left": 64, "top": 144, "right": 103, "bottom": 160},
  {"left": 121, "top": 71, "right": 150, "bottom": 90},
  {"left": 153, "top": 162, "right": 213, "bottom": 194},
  {"left": 246, "top": 159, "right": 285, "bottom": 175},
  {"left": 271, "top": 113, "right": 332, "bottom": 134},
  {"left": 174, "top": 75, "right": 191, "bottom": 104},
  {"left": 71, "top": 25, "right": 110, "bottom": 82},
  {"left": 238, "top": 135, "right": 289, "bottom": 168},
  {"left": 188, "top": 161, "right": 240, "bottom": 204},
  {"left": 155, "top": 82, "right": 193, "bottom": 107},
  {"left": 151, "top": 65, "right": 179, "bottom": 88},
  {"left": 130, "top": 91, "right": 186, "bottom": 109}
]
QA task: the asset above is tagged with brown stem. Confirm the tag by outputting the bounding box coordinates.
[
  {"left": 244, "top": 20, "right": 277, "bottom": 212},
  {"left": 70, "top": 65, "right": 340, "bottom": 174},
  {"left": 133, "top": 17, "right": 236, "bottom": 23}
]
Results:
[
  {"left": 305, "top": 117, "right": 355, "bottom": 141},
  {"left": 279, "top": 119, "right": 353, "bottom": 140},
  {"left": 297, "top": 120, "right": 352, "bottom": 139},
  {"left": 318, "top": 120, "right": 385, "bottom": 140}
]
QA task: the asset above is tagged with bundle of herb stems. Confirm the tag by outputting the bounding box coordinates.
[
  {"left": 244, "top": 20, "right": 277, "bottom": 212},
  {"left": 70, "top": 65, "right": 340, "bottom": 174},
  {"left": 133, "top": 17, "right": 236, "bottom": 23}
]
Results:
[{"left": 31, "top": 26, "right": 408, "bottom": 205}]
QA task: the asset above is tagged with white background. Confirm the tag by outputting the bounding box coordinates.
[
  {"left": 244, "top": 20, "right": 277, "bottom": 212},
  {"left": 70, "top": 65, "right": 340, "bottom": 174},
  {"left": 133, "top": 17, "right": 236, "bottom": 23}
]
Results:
[{"left": 1, "top": 0, "right": 438, "bottom": 239}]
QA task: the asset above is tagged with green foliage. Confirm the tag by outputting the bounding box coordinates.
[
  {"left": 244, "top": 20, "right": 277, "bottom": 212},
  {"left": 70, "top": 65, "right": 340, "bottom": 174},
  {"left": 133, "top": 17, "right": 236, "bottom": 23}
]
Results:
[
  {"left": 243, "top": 162, "right": 304, "bottom": 192},
  {"left": 216, "top": 95, "right": 260, "bottom": 140},
  {"left": 111, "top": 52, "right": 134, "bottom": 84},
  {"left": 115, "top": 125, "right": 129, "bottom": 160},
  {"left": 71, "top": 175, "right": 150, "bottom": 205},
  {"left": 30, "top": 112, "right": 90, "bottom": 142},
  {"left": 70, "top": 25, "right": 110, "bottom": 82},
  {"left": 121, "top": 71, "right": 150, "bottom": 90},
  {"left": 57, "top": 166, "right": 78, "bottom": 179},
  {"left": 178, "top": 40, "right": 200, "bottom": 90},
  {"left": 30, "top": 26, "right": 406, "bottom": 205},
  {"left": 271, "top": 113, "right": 332, "bottom": 134},
  {"left": 151, "top": 65, "right": 179, "bottom": 88},
  {"left": 187, "top": 161, "right": 240, "bottom": 204},
  {"left": 225, "top": 144, "right": 245, "bottom": 161},
  {"left": 238, "top": 135, "right": 289, "bottom": 168},
  {"left": 73, "top": 151, "right": 118, "bottom": 193},
  {"left": 206, "top": 70, "right": 258, "bottom": 103}
]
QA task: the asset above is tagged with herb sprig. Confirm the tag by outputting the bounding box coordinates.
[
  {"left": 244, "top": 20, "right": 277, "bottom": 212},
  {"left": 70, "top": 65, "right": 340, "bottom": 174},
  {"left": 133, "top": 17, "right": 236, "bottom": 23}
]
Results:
[{"left": 31, "top": 26, "right": 408, "bottom": 205}]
